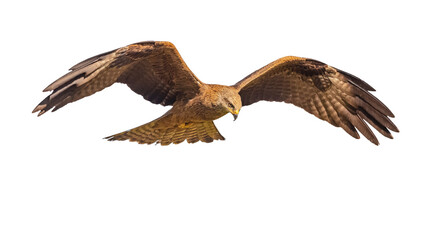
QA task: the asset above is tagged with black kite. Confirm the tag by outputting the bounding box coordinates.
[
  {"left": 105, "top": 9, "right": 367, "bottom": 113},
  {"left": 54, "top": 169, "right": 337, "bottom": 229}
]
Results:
[{"left": 33, "top": 41, "right": 399, "bottom": 145}]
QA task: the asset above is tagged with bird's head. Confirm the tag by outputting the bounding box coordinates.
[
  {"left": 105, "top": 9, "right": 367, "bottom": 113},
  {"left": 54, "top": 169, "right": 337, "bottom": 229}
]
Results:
[{"left": 219, "top": 87, "right": 242, "bottom": 121}]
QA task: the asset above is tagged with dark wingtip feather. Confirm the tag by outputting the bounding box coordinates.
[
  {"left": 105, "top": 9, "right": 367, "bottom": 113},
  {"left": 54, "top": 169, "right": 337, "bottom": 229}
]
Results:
[
  {"left": 104, "top": 135, "right": 114, "bottom": 141},
  {"left": 32, "top": 104, "right": 44, "bottom": 114},
  {"left": 32, "top": 96, "right": 50, "bottom": 116},
  {"left": 336, "top": 68, "right": 376, "bottom": 92},
  {"left": 306, "top": 59, "right": 376, "bottom": 92},
  {"left": 37, "top": 110, "right": 46, "bottom": 117},
  {"left": 69, "top": 49, "right": 117, "bottom": 71},
  {"left": 104, "top": 133, "right": 128, "bottom": 142},
  {"left": 32, "top": 104, "right": 47, "bottom": 116},
  {"left": 358, "top": 110, "right": 394, "bottom": 139},
  {"left": 350, "top": 112, "right": 380, "bottom": 145}
]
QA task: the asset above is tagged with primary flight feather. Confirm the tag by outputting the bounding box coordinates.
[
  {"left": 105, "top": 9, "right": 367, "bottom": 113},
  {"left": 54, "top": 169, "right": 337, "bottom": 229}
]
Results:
[{"left": 33, "top": 41, "right": 399, "bottom": 145}]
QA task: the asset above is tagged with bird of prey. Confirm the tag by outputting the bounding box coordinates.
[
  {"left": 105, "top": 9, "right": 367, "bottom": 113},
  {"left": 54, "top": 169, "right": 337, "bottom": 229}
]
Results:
[{"left": 33, "top": 41, "right": 399, "bottom": 145}]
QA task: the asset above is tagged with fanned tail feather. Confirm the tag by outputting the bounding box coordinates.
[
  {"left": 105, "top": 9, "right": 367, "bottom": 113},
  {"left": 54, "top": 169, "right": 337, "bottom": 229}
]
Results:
[{"left": 105, "top": 120, "right": 225, "bottom": 146}]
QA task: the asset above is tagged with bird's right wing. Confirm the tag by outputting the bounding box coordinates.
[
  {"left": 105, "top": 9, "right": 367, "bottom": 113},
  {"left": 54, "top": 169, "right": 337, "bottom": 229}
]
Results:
[{"left": 33, "top": 41, "right": 203, "bottom": 116}]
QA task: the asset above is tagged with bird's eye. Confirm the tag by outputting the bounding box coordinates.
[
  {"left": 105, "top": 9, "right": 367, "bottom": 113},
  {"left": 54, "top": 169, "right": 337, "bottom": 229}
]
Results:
[{"left": 228, "top": 102, "right": 235, "bottom": 109}]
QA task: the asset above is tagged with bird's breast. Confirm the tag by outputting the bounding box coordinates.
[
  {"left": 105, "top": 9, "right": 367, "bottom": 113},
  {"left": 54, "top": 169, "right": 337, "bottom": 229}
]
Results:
[
  {"left": 170, "top": 99, "right": 226, "bottom": 124},
  {"left": 188, "top": 102, "right": 227, "bottom": 121}
]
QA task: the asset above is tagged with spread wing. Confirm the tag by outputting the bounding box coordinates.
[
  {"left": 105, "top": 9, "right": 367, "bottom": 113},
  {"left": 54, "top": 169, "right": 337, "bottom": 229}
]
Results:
[
  {"left": 233, "top": 56, "right": 399, "bottom": 145},
  {"left": 33, "top": 41, "right": 203, "bottom": 116}
]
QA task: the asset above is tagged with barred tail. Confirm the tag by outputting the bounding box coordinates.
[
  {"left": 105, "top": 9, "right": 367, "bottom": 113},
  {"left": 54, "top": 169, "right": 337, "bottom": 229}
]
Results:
[{"left": 105, "top": 120, "right": 225, "bottom": 146}]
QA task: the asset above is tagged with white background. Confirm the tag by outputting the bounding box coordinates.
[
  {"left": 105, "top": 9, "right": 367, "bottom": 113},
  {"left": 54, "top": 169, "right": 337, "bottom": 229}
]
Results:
[{"left": 1, "top": 0, "right": 426, "bottom": 239}]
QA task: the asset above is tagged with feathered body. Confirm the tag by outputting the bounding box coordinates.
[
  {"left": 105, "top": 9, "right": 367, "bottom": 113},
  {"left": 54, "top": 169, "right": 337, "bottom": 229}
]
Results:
[{"left": 33, "top": 41, "right": 398, "bottom": 145}]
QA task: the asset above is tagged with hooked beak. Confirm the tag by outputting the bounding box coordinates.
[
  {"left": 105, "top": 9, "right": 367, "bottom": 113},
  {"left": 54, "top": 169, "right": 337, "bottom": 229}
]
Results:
[
  {"left": 231, "top": 109, "right": 239, "bottom": 121},
  {"left": 232, "top": 113, "right": 238, "bottom": 121}
]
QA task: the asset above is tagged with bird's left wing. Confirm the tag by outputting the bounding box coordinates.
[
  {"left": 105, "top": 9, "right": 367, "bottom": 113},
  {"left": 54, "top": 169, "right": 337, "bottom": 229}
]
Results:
[
  {"left": 233, "top": 56, "right": 398, "bottom": 145},
  {"left": 33, "top": 41, "right": 203, "bottom": 116}
]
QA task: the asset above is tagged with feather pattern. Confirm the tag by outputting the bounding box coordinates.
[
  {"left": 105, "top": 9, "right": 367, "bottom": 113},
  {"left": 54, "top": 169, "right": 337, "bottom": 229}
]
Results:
[
  {"left": 105, "top": 119, "right": 224, "bottom": 146},
  {"left": 32, "top": 41, "right": 202, "bottom": 116},
  {"left": 33, "top": 41, "right": 398, "bottom": 145},
  {"left": 234, "top": 57, "right": 398, "bottom": 145}
]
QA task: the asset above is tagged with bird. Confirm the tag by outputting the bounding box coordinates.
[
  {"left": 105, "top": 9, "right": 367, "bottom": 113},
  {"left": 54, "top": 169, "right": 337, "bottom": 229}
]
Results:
[{"left": 32, "top": 41, "right": 399, "bottom": 146}]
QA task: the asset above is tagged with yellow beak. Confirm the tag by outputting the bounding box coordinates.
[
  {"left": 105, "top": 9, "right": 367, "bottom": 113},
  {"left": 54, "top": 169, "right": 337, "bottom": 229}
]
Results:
[{"left": 230, "top": 109, "right": 239, "bottom": 121}]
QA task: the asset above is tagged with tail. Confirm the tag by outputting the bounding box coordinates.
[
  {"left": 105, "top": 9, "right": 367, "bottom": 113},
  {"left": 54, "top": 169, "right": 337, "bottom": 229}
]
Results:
[{"left": 104, "top": 120, "right": 225, "bottom": 146}]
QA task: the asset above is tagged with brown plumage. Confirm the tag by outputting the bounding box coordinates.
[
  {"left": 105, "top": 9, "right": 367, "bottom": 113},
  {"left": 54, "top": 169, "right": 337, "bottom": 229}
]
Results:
[{"left": 33, "top": 41, "right": 399, "bottom": 145}]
